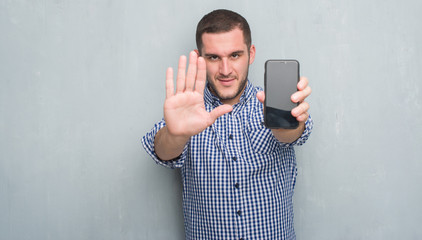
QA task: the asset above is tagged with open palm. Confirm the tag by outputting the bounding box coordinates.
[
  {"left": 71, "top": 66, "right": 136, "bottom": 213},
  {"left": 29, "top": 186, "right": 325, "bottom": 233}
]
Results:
[{"left": 164, "top": 51, "right": 232, "bottom": 138}]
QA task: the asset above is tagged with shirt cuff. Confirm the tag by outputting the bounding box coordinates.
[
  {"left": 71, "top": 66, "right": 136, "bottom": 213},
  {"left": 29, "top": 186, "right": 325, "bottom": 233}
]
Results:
[
  {"left": 141, "top": 120, "right": 187, "bottom": 169},
  {"left": 282, "top": 114, "right": 314, "bottom": 147}
]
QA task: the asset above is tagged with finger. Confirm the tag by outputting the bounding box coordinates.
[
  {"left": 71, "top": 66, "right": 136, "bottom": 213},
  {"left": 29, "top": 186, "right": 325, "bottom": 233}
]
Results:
[
  {"left": 195, "top": 56, "right": 207, "bottom": 94},
  {"left": 185, "top": 51, "right": 198, "bottom": 91},
  {"left": 176, "top": 55, "right": 187, "bottom": 93},
  {"left": 291, "top": 85, "right": 312, "bottom": 103},
  {"left": 209, "top": 104, "right": 233, "bottom": 123},
  {"left": 292, "top": 101, "right": 310, "bottom": 118},
  {"left": 256, "top": 91, "right": 265, "bottom": 103},
  {"left": 166, "top": 67, "right": 174, "bottom": 98},
  {"left": 297, "top": 112, "right": 309, "bottom": 122},
  {"left": 291, "top": 77, "right": 309, "bottom": 102},
  {"left": 297, "top": 76, "right": 309, "bottom": 91}
]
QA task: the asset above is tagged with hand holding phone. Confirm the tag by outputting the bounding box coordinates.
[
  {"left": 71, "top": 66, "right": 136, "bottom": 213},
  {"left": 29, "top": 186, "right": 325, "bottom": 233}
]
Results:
[{"left": 264, "top": 60, "right": 300, "bottom": 129}]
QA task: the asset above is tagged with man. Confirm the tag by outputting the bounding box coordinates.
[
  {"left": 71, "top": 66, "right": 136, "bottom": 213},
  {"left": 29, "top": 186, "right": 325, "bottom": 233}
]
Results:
[{"left": 142, "top": 9, "right": 313, "bottom": 240}]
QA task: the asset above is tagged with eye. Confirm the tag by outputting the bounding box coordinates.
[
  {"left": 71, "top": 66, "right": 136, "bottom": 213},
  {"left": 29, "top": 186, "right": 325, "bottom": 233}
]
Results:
[
  {"left": 231, "top": 53, "right": 240, "bottom": 59},
  {"left": 207, "top": 55, "right": 219, "bottom": 61}
]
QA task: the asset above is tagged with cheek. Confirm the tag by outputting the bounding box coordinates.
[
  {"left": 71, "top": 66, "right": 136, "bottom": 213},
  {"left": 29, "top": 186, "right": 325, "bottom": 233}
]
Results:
[
  {"left": 234, "top": 61, "right": 248, "bottom": 75},
  {"left": 205, "top": 64, "right": 218, "bottom": 78}
]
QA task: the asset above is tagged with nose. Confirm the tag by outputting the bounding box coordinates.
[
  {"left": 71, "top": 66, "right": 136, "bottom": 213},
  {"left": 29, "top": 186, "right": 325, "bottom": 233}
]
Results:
[{"left": 219, "top": 58, "right": 232, "bottom": 76}]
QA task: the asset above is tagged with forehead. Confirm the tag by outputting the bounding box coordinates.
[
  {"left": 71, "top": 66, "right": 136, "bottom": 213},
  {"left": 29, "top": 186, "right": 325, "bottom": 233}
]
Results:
[{"left": 201, "top": 28, "right": 247, "bottom": 55}]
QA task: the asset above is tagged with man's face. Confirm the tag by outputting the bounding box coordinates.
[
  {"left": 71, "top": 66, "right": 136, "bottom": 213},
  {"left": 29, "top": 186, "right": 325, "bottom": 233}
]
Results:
[{"left": 199, "top": 28, "right": 256, "bottom": 105}]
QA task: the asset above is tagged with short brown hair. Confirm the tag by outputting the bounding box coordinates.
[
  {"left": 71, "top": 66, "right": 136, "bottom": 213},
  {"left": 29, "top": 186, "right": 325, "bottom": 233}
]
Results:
[{"left": 196, "top": 9, "right": 252, "bottom": 54}]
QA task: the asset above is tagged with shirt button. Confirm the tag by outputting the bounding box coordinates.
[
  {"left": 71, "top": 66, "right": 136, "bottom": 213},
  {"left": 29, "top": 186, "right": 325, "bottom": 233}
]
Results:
[
  {"left": 228, "top": 134, "right": 233, "bottom": 140},
  {"left": 237, "top": 210, "right": 241, "bottom": 216},
  {"left": 232, "top": 156, "right": 237, "bottom": 161},
  {"left": 234, "top": 183, "right": 240, "bottom": 189}
]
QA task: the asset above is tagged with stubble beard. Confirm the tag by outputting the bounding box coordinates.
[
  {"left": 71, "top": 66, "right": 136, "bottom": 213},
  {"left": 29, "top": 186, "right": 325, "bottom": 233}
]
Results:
[{"left": 207, "top": 67, "right": 250, "bottom": 103}]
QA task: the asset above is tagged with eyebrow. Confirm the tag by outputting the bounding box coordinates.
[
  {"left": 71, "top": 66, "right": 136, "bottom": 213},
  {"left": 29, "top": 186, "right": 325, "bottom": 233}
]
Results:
[{"left": 203, "top": 50, "right": 245, "bottom": 58}]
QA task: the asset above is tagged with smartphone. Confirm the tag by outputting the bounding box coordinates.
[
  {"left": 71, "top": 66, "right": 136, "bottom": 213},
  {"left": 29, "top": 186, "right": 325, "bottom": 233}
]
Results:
[{"left": 264, "top": 60, "right": 299, "bottom": 129}]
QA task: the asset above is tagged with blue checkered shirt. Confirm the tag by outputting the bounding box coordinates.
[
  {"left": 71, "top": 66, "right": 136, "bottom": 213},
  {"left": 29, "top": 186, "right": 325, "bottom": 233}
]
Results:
[{"left": 142, "top": 80, "right": 313, "bottom": 240}]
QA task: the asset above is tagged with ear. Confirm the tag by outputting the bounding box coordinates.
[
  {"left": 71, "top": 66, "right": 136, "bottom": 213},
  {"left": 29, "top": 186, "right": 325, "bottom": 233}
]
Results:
[{"left": 249, "top": 45, "right": 256, "bottom": 65}]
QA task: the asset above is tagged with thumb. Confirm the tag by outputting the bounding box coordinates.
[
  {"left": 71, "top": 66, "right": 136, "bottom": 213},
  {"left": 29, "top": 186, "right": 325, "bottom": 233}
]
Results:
[
  {"left": 209, "top": 104, "right": 233, "bottom": 121},
  {"left": 256, "top": 91, "right": 265, "bottom": 103}
]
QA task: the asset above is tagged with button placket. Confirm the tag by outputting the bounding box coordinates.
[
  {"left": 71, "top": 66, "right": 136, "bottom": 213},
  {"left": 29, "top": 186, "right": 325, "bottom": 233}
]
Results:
[{"left": 227, "top": 112, "right": 245, "bottom": 238}]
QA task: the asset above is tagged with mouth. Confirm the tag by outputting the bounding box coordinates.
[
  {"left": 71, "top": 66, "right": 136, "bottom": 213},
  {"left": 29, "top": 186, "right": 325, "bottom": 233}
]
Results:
[{"left": 217, "top": 76, "right": 236, "bottom": 86}]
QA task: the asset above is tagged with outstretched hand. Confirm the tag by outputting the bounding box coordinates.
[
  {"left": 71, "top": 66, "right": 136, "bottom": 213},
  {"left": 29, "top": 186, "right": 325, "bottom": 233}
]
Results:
[
  {"left": 256, "top": 76, "right": 311, "bottom": 123},
  {"left": 164, "top": 51, "right": 233, "bottom": 138},
  {"left": 256, "top": 76, "right": 311, "bottom": 143}
]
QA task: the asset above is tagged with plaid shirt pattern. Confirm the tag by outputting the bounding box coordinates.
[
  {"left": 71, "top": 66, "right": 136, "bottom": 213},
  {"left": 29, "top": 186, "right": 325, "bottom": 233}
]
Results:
[{"left": 142, "top": 80, "right": 313, "bottom": 240}]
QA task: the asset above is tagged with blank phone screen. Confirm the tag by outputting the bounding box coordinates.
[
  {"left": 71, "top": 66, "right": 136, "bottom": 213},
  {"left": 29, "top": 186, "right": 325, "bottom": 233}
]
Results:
[{"left": 264, "top": 60, "right": 299, "bottom": 129}]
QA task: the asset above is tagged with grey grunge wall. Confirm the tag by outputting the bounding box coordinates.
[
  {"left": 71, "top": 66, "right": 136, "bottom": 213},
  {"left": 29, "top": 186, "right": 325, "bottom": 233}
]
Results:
[{"left": 1, "top": 0, "right": 421, "bottom": 239}]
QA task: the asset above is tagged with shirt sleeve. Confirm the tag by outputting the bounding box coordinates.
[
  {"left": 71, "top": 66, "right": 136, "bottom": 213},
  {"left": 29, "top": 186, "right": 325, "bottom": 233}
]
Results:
[
  {"left": 279, "top": 114, "right": 314, "bottom": 148},
  {"left": 141, "top": 119, "right": 188, "bottom": 169}
]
